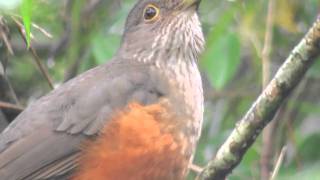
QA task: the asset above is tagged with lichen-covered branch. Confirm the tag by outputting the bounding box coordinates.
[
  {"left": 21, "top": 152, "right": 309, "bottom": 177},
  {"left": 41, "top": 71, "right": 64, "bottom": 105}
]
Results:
[{"left": 198, "top": 17, "right": 320, "bottom": 180}]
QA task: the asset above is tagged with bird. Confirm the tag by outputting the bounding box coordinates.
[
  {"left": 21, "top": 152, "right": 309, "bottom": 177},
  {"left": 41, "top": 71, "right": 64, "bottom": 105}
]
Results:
[{"left": 0, "top": 0, "right": 205, "bottom": 179}]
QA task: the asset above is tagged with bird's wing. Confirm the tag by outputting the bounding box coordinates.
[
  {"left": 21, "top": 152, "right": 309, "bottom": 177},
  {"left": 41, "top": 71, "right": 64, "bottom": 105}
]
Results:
[{"left": 0, "top": 60, "right": 169, "bottom": 180}]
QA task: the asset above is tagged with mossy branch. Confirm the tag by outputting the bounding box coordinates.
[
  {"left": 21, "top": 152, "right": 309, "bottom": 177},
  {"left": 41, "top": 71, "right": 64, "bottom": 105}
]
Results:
[{"left": 198, "top": 17, "right": 320, "bottom": 180}]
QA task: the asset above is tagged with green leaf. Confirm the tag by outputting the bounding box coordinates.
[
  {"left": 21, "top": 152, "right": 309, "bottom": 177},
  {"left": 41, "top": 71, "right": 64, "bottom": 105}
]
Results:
[
  {"left": 230, "top": 147, "right": 260, "bottom": 180},
  {"left": 200, "top": 7, "right": 241, "bottom": 90},
  {"left": 201, "top": 31, "right": 241, "bottom": 90},
  {"left": 20, "top": 0, "right": 32, "bottom": 48},
  {"left": 298, "top": 133, "right": 320, "bottom": 164},
  {"left": 91, "top": 32, "right": 121, "bottom": 64}
]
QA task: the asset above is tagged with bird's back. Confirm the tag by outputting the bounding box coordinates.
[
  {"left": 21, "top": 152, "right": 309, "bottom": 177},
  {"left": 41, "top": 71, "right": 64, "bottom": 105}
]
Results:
[{"left": 0, "top": 59, "right": 168, "bottom": 180}]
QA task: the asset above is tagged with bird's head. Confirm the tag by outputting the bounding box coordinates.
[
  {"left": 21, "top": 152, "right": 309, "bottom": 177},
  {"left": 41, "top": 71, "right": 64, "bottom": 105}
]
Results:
[{"left": 118, "top": 0, "right": 204, "bottom": 64}]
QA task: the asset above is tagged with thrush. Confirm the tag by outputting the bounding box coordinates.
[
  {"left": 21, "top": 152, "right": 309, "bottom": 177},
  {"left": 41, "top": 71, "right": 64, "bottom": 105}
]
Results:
[{"left": 0, "top": 0, "right": 205, "bottom": 179}]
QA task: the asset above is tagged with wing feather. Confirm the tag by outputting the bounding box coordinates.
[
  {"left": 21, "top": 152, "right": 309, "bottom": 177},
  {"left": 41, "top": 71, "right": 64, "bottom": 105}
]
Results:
[{"left": 0, "top": 61, "right": 167, "bottom": 179}]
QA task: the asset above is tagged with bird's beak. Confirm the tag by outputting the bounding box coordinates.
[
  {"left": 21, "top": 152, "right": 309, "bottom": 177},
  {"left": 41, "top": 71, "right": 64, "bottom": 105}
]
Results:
[{"left": 182, "top": 0, "right": 201, "bottom": 10}]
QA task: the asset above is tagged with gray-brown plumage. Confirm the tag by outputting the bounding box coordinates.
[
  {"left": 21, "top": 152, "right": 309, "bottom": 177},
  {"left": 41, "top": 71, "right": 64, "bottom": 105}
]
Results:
[{"left": 0, "top": 0, "right": 205, "bottom": 179}]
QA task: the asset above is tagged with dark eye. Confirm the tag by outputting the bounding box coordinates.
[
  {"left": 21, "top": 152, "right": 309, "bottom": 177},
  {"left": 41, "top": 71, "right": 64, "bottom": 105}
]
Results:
[{"left": 143, "top": 4, "right": 160, "bottom": 21}]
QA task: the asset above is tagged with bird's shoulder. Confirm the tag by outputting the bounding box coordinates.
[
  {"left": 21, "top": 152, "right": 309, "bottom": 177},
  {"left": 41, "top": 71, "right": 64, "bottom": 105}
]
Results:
[
  {"left": 0, "top": 58, "right": 166, "bottom": 151},
  {"left": 0, "top": 58, "right": 171, "bottom": 179}
]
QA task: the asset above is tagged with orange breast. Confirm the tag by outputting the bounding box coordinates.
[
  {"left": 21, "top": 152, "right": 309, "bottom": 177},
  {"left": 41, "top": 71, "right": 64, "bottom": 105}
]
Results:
[{"left": 73, "top": 103, "right": 187, "bottom": 180}]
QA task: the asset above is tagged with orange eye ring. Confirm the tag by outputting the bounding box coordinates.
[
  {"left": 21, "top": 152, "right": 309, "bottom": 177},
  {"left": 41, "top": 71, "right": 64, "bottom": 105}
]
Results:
[{"left": 143, "top": 4, "right": 160, "bottom": 22}]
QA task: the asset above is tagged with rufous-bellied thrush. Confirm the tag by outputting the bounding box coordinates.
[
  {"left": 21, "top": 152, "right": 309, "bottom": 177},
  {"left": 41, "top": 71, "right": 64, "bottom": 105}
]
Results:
[{"left": 0, "top": 0, "right": 205, "bottom": 179}]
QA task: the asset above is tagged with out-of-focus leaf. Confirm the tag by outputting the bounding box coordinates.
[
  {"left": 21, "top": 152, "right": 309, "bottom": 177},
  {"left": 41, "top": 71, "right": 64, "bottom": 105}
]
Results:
[
  {"left": 91, "top": 32, "right": 121, "bottom": 64},
  {"left": 230, "top": 147, "right": 260, "bottom": 180},
  {"left": 11, "top": 58, "right": 34, "bottom": 81},
  {"left": 200, "top": 7, "right": 241, "bottom": 90},
  {"left": 307, "top": 57, "right": 320, "bottom": 78},
  {"left": 275, "top": 0, "right": 298, "bottom": 33},
  {"left": 297, "top": 134, "right": 320, "bottom": 164},
  {"left": 201, "top": 31, "right": 241, "bottom": 90},
  {"left": 295, "top": 100, "right": 320, "bottom": 114},
  {"left": 20, "top": 0, "right": 32, "bottom": 48},
  {"left": 279, "top": 162, "right": 320, "bottom": 180}
]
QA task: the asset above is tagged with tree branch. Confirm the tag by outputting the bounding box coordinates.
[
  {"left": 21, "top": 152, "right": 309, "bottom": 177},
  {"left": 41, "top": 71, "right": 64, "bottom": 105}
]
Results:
[
  {"left": 12, "top": 17, "right": 55, "bottom": 90},
  {"left": 198, "top": 17, "right": 320, "bottom": 180},
  {"left": 0, "top": 101, "right": 24, "bottom": 111}
]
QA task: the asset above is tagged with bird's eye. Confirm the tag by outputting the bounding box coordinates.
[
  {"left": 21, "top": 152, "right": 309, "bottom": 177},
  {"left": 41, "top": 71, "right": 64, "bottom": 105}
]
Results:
[{"left": 143, "top": 4, "right": 160, "bottom": 22}]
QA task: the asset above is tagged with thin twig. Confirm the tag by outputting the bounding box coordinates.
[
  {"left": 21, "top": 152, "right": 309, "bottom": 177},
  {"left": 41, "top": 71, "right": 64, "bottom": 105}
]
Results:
[
  {"left": 260, "top": 0, "right": 278, "bottom": 174},
  {"left": 32, "top": 23, "right": 53, "bottom": 39},
  {"left": 6, "top": 13, "right": 53, "bottom": 39},
  {"left": 28, "top": 46, "right": 55, "bottom": 89},
  {"left": 0, "top": 31, "right": 13, "bottom": 55},
  {"left": 0, "top": 74, "right": 21, "bottom": 106},
  {"left": 0, "top": 17, "right": 21, "bottom": 105},
  {"left": 262, "top": 0, "right": 275, "bottom": 87},
  {"left": 198, "top": 17, "right": 320, "bottom": 180},
  {"left": 11, "top": 17, "right": 54, "bottom": 90},
  {"left": 280, "top": 79, "right": 308, "bottom": 170},
  {"left": 270, "top": 146, "right": 287, "bottom": 180},
  {"left": 190, "top": 164, "right": 204, "bottom": 174},
  {"left": 0, "top": 101, "right": 24, "bottom": 111},
  {"left": 0, "top": 16, "right": 14, "bottom": 55},
  {"left": 260, "top": 1, "right": 277, "bottom": 177},
  {"left": 285, "top": 120, "right": 302, "bottom": 169}
]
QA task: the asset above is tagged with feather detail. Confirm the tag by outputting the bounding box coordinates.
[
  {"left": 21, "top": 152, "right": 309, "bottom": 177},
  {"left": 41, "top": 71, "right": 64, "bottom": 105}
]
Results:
[{"left": 73, "top": 103, "right": 186, "bottom": 180}]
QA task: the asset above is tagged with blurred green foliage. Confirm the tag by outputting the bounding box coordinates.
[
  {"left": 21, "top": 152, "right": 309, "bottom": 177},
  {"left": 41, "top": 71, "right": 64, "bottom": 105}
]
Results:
[
  {"left": 201, "top": 6, "right": 241, "bottom": 90},
  {"left": 1, "top": 0, "right": 320, "bottom": 179},
  {"left": 20, "top": 0, "right": 32, "bottom": 47}
]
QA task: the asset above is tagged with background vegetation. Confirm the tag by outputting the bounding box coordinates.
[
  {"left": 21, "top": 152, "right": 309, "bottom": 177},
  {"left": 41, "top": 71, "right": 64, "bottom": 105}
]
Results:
[{"left": 0, "top": 0, "right": 319, "bottom": 179}]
